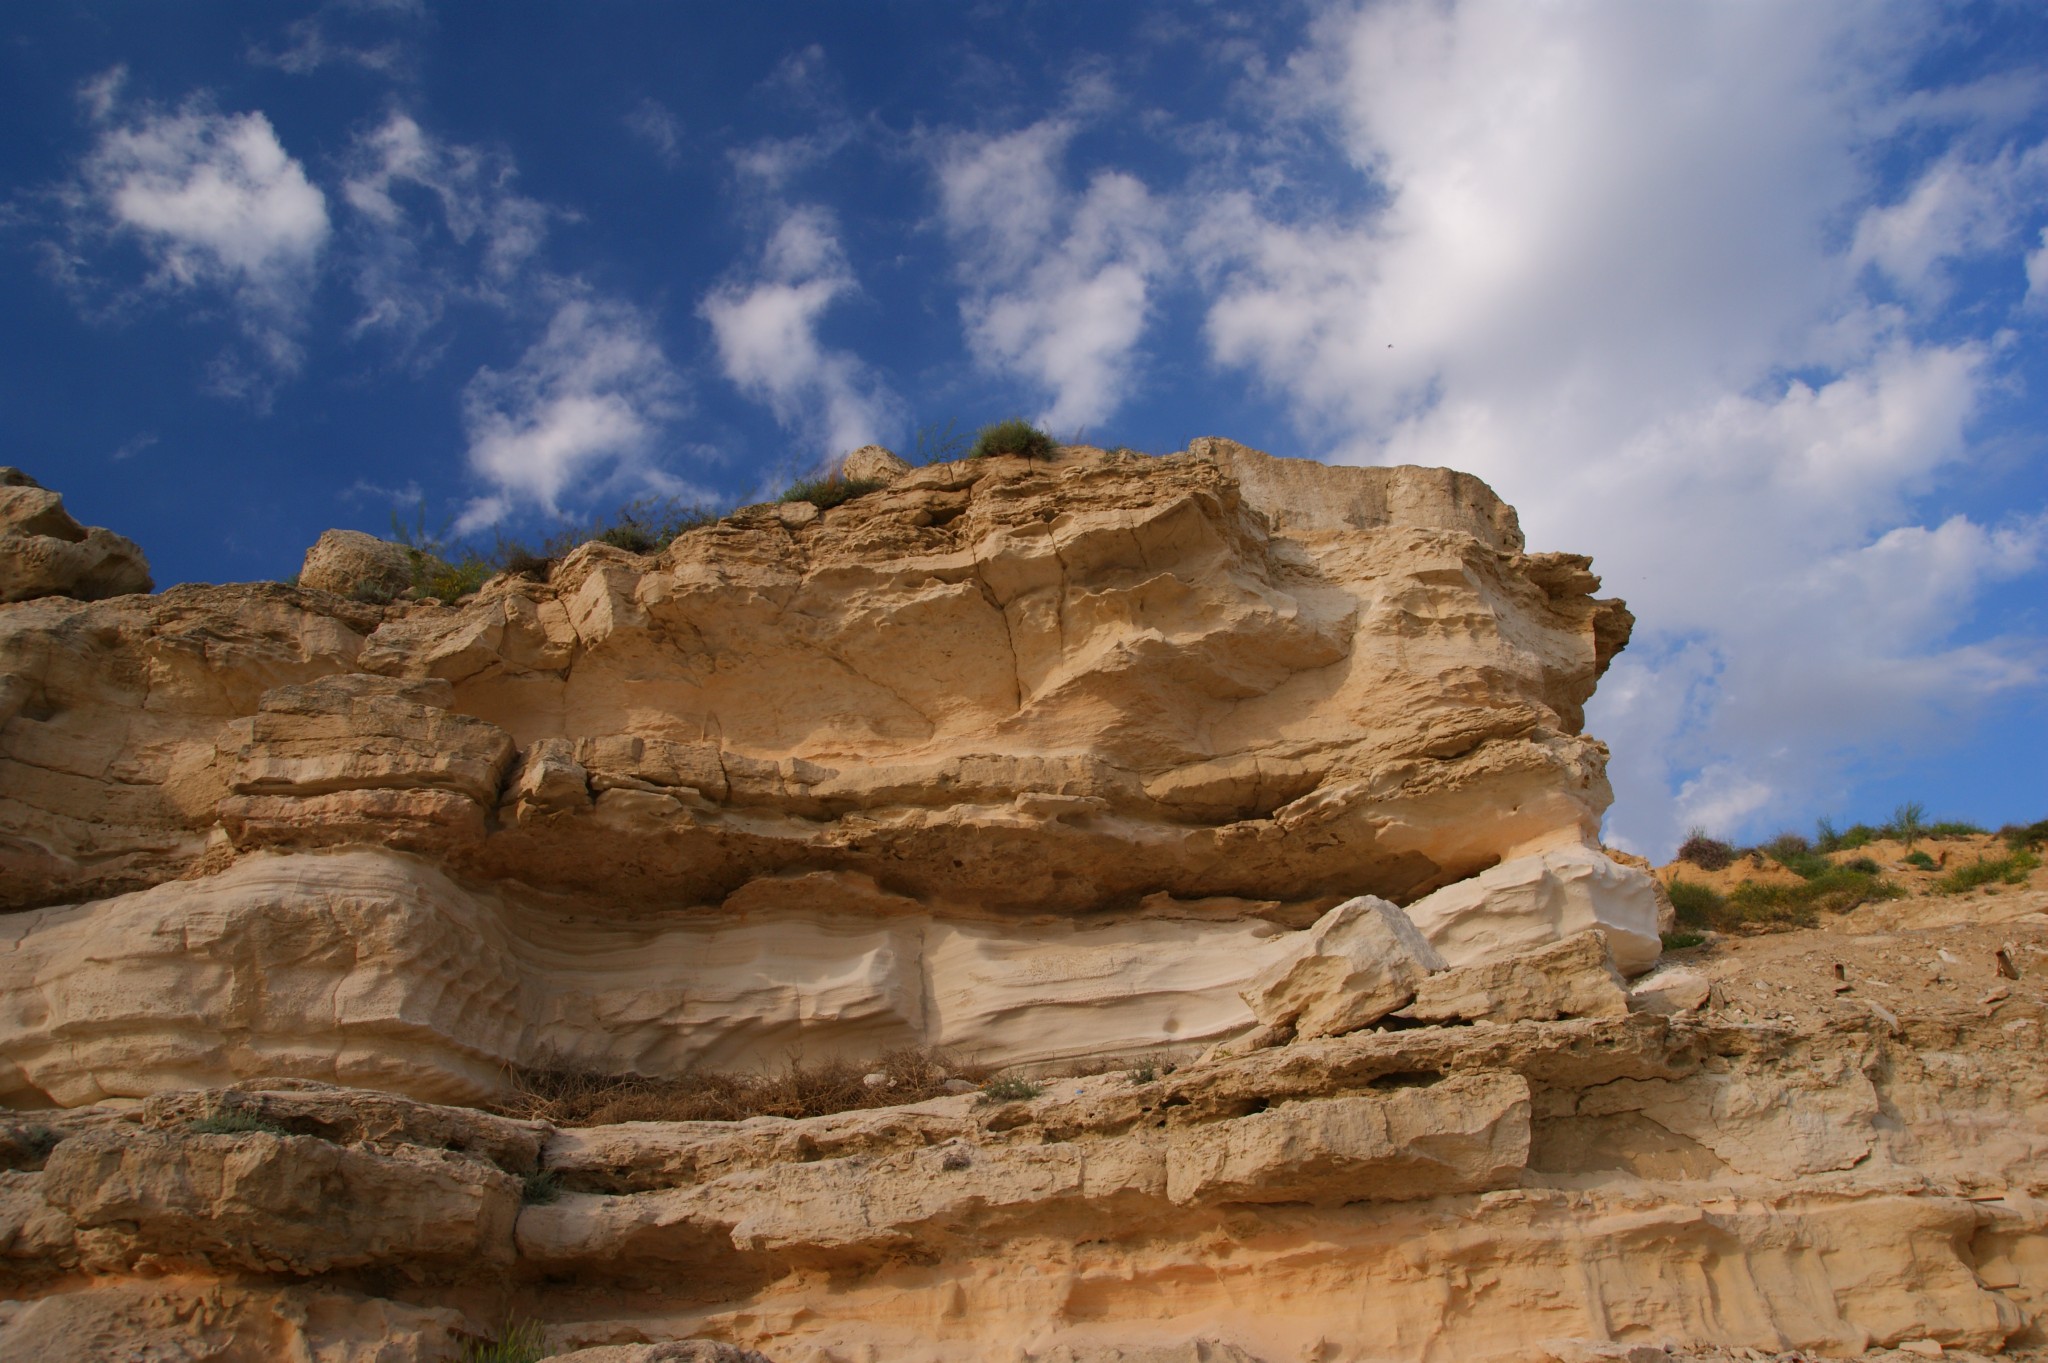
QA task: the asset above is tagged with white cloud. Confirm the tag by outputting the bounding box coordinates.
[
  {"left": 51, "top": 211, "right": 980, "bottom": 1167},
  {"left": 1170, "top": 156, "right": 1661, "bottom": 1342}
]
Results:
[
  {"left": 936, "top": 122, "right": 1169, "bottom": 434},
  {"left": 1194, "top": 0, "right": 2048, "bottom": 853},
  {"left": 340, "top": 112, "right": 555, "bottom": 346},
  {"left": 625, "top": 98, "right": 683, "bottom": 169},
  {"left": 2026, "top": 228, "right": 2048, "bottom": 309},
  {"left": 1849, "top": 145, "right": 2048, "bottom": 303},
  {"left": 457, "top": 297, "right": 686, "bottom": 531},
  {"left": 68, "top": 78, "right": 329, "bottom": 382},
  {"left": 700, "top": 206, "right": 900, "bottom": 462}
]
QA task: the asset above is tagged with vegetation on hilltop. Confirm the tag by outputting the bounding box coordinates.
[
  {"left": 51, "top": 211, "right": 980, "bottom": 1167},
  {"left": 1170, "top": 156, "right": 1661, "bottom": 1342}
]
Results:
[{"left": 1666, "top": 800, "right": 2044, "bottom": 935}]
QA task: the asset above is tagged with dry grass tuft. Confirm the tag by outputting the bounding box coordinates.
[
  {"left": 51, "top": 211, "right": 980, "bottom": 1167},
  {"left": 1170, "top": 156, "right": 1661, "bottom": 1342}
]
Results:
[{"left": 494, "top": 1047, "right": 988, "bottom": 1127}]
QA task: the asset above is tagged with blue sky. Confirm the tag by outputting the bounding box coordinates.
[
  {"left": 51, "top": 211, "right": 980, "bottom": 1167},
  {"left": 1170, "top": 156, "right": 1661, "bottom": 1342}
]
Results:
[{"left": 3, "top": 1, "right": 2045, "bottom": 856}]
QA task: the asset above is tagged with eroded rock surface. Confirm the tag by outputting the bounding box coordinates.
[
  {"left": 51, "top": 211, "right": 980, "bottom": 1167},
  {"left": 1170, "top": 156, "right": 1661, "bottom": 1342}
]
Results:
[
  {"left": 0, "top": 900, "right": 2043, "bottom": 1363},
  {"left": 0, "top": 469, "right": 151, "bottom": 604},
  {"left": 0, "top": 441, "right": 1650, "bottom": 1094}
]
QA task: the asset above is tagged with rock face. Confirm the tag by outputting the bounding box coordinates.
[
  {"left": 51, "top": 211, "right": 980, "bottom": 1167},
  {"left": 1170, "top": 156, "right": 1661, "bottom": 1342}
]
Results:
[
  {"left": 1405, "top": 843, "right": 1663, "bottom": 974},
  {"left": 0, "top": 469, "right": 151, "bottom": 604},
  {"left": 1402, "top": 929, "right": 1630, "bottom": 1024},
  {"left": 0, "top": 440, "right": 1648, "bottom": 1097},
  {"left": 298, "top": 527, "right": 416, "bottom": 599},
  {"left": 3, "top": 946, "right": 2045, "bottom": 1363},
  {"left": 1239, "top": 896, "right": 1445, "bottom": 1039},
  {"left": 2, "top": 441, "right": 2046, "bottom": 1361}
]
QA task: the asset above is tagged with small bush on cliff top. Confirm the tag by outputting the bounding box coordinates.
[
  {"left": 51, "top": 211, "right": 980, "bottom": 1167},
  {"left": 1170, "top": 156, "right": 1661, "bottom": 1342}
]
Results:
[
  {"left": 1675, "top": 830, "right": 1736, "bottom": 872},
  {"left": 2000, "top": 818, "right": 2048, "bottom": 850},
  {"left": 779, "top": 474, "right": 886, "bottom": 510},
  {"left": 496, "top": 1047, "right": 986, "bottom": 1127},
  {"left": 1667, "top": 870, "right": 1901, "bottom": 933},
  {"left": 1935, "top": 849, "right": 2041, "bottom": 895},
  {"left": 968, "top": 418, "right": 1058, "bottom": 461}
]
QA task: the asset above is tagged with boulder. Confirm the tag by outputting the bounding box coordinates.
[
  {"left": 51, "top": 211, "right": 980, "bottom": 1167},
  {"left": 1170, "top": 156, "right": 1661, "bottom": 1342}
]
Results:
[
  {"left": 0, "top": 469, "right": 151, "bottom": 603},
  {"left": 1240, "top": 897, "right": 1445, "bottom": 1039},
  {"left": 1403, "top": 845, "right": 1663, "bottom": 976},
  {"left": 1402, "top": 930, "right": 1630, "bottom": 1024},
  {"left": 840, "top": 443, "right": 911, "bottom": 483},
  {"left": 1630, "top": 965, "right": 1711, "bottom": 1015},
  {"left": 299, "top": 528, "right": 416, "bottom": 600}
]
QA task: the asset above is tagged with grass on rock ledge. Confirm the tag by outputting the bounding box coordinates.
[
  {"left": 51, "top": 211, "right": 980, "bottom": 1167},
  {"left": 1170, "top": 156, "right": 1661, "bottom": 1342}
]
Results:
[{"left": 495, "top": 1047, "right": 989, "bottom": 1127}]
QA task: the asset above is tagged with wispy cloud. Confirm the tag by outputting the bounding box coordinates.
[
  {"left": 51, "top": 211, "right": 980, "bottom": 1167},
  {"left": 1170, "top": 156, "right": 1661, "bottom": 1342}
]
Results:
[
  {"left": 935, "top": 119, "right": 1169, "bottom": 434},
  {"left": 624, "top": 97, "right": 683, "bottom": 170},
  {"left": 45, "top": 69, "right": 330, "bottom": 396},
  {"left": 1192, "top": 0, "right": 2048, "bottom": 852},
  {"left": 339, "top": 112, "right": 556, "bottom": 351},
  {"left": 456, "top": 296, "right": 687, "bottom": 532},
  {"left": 700, "top": 205, "right": 900, "bottom": 463},
  {"left": 247, "top": 0, "right": 423, "bottom": 77}
]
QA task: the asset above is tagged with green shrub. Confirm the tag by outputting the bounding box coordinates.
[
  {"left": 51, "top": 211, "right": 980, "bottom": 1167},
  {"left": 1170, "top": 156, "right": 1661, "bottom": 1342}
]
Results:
[
  {"left": 520, "top": 1170, "right": 561, "bottom": 1205},
  {"left": 1818, "top": 822, "right": 1879, "bottom": 852},
  {"left": 1882, "top": 801, "right": 1928, "bottom": 848},
  {"left": 1660, "top": 930, "right": 1707, "bottom": 950},
  {"left": 1666, "top": 879, "right": 1727, "bottom": 928},
  {"left": 977, "top": 1076, "right": 1044, "bottom": 1105},
  {"left": 967, "top": 418, "right": 1058, "bottom": 461},
  {"left": 1726, "top": 868, "right": 1905, "bottom": 927},
  {"left": 460, "top": 1320, "right": 548, "bottom": 1363},
  {"left": 1843, "top": 855, "right": 1882, "bottom": 875},
  {"left": 1997, "top": 819, "right": 2048, "bottom": 851},
  {"left": 188, "top": 1110, "right": 293, "bottom": 1138},
  {"left": 779, "top": 475, "right": 886, "bottom": 511},
  {"left": 1903, "top": 850, "right": 1936, "bottom": 870},
  {"left": 1675, "top": 830, "right": 1736, "bottom": 871},
  {"left": 1927, "top": 820, "right": 1987, "bottom": 839},
  {"left": 1762, "top": 832, "right": 1831, "bottom": 880},
  {"left": 1934, "top": 850, "right": 2041, "bottom": 895}
]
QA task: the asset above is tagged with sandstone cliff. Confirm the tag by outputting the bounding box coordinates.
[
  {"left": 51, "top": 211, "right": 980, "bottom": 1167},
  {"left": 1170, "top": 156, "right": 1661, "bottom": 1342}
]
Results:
[
  {"left": 0, "top": 441, "right": 1645, "bottom": 1102},
  {"left": 9, "top": 444, "right": 2027, "bottom": 1363}
]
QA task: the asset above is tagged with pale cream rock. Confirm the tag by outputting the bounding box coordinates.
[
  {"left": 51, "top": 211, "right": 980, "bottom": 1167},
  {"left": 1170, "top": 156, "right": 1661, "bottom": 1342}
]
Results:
[
  {"left": 42, "top": 1126, "right": 519, "bottom": 1273},
  {"left": 2, "top": 442, "right": 1633, "bottom": 918},
  {"left": 0, "top": 1282, "right": 468, "bottom": 1363},
  {"left": 0, "top": 469, "right": 151, "bottom": 604},
  {"left": 839, "top": 443, "right": 911, "bottom": 483},
  {"left": 1404, "top": 844, "right": 1663, "bottom": 976},
  {"left": 1161, "top": 1070, "right": 1529, "bottom": 1204},
  {"left": 1239, "top": 897, "right": 1444, "bottom": 1039},
  {"left": 1629, "top": 965, "right": 1711, "bottom": 1015},
  {"left": 0, "top": 849, "right": 1304, "bottom": 1103},
  {"left": 298, "top": 528, "right": 415, "bottom": 599},
  {"left": 217, "top": 673, "right": 516, "bottom": 854},
  {"left": 1402, "top": 930, "right": 1629, "bottom": 1024}
]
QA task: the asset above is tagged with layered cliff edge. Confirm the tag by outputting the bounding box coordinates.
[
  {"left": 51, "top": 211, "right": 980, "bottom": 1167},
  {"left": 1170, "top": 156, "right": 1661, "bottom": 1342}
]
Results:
[
  {"left": 0, "top": 439, "right": 1642, "bottom": 1102},
  {"left": 1, "top": 440, "right": 2041, "bottom": 1363}
]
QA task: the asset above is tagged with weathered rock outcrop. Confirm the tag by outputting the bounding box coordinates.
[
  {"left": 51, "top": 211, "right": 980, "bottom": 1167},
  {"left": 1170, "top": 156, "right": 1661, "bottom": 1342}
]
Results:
[
  {"left": 0, "top": 469, "right": 151, "bottom": 604},
  {"left": 1, "top": 890, "right": 2043, "bottom": 1361},
  {"left": 0, "top": 442, "right": 1651, "bottom": 1097},
  {"left": 298, "top": 526, "right": 416, "bottom": 599},
  {"left": 1, "top": 448, "right": 2045, "bottom": 1361}
]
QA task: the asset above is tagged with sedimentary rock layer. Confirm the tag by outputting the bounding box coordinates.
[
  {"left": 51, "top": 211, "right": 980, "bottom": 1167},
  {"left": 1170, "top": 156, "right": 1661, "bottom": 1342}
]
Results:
[
  {"left": 2, "top": 901, "right": 2043, "bottom": 1363},
  {"left": 0, "top": 441, "right": 1629, "bottom": 914}
]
